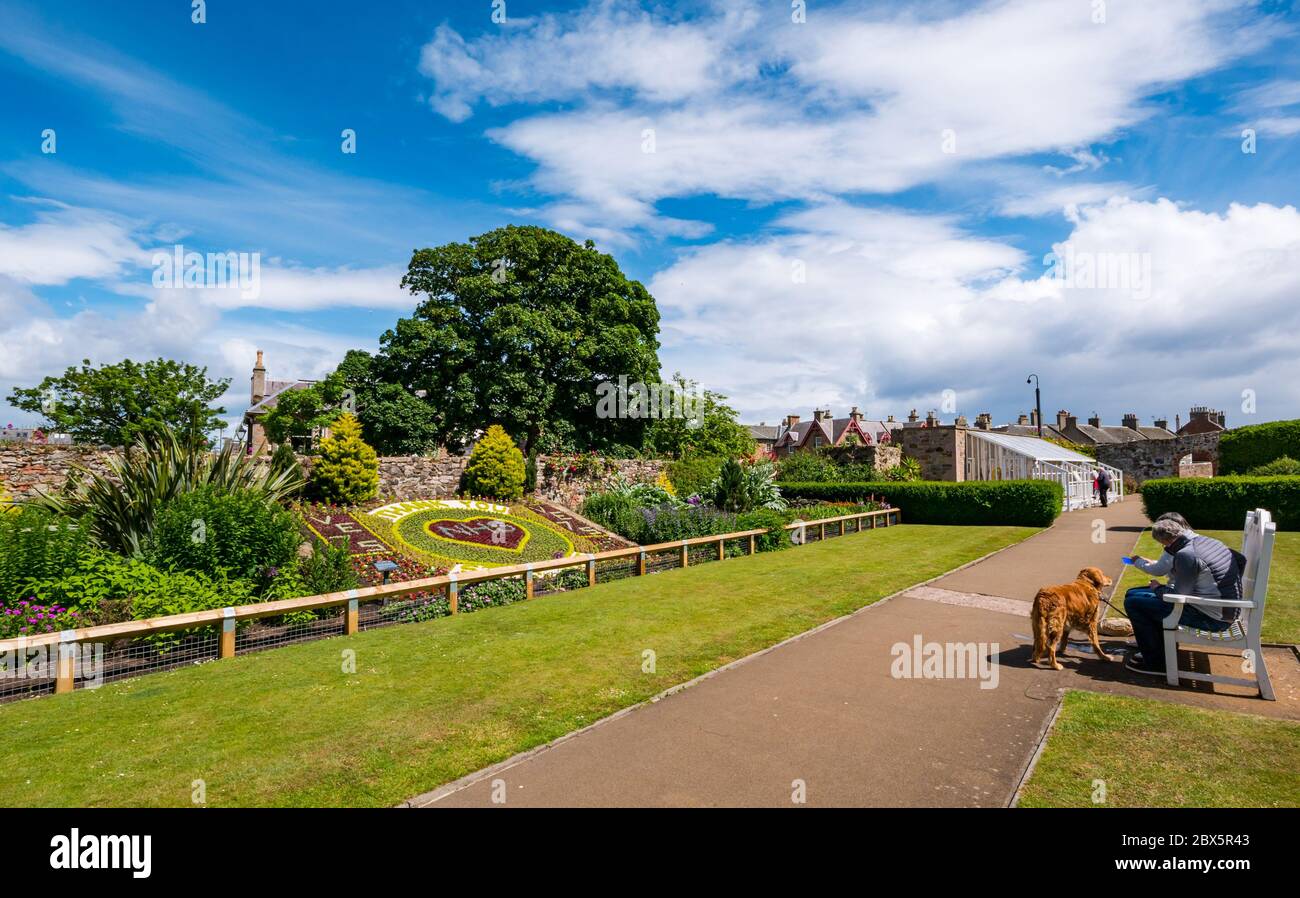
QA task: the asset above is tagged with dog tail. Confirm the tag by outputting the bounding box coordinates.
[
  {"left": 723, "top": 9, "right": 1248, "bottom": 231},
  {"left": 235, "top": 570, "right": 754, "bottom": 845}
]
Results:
[{"left": 1030, "top": 593, "right": 1047, "bottom": 661}]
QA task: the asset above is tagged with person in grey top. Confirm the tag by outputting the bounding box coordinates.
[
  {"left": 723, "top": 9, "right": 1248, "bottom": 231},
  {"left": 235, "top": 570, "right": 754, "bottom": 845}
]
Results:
[{"left": 1122, "top": 516, "right": 1243, "bottom": 675}]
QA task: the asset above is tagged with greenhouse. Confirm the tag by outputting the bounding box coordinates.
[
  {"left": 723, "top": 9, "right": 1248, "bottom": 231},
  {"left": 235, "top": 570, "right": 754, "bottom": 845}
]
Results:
[{"left": 964, "top": 430, "right": 1124, "bottom": 511}]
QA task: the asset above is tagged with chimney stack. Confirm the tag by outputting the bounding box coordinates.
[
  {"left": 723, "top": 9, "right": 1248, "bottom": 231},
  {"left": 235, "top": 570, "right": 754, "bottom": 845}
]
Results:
[
  {"left": 251, "top": 350, "right": 267, "bottom": 405},
  {"left": 1088, "top": 414, "right": 1102, "bottom": 428},
  {"left": 925, "top": 410, "right": 938, "bottom": 428},
  {"left": 954, "top": 414, "right": 968, "bottom": 427},
  {"left": 1122, "top": 413, "right": 1139, "bottom": 430},
  {"left": 975, "top": 412, "right": 992, "bottom": 430},
  {"left": 1017, "top": 413, "right": 1029, "bottom": 426},
  {"left": 1154, "top": 417, "right": 1169, "bottom": 431},
  {"left": 849, "top": 406, "right": 863, "bottom": 422},
  {"left": 1056, "top": 410, "right": 1069, "bottom": 429},
  {"left": 814, "top": 408, "right": 833, "bottom": 422},
  {"left": 785, "top": 414, "right": 801, "bottom": 428},
  {"left": 908, "top": 409, "right": 919, "bottom": 424}
]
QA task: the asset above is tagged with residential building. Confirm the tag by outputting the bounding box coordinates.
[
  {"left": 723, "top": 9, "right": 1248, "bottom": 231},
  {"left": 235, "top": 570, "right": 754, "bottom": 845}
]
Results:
[
  {"left": 771, "top": 407, "right": 894, "bottom": 456},
  {"left": 238, "top": 350, "right": 320, "bottom": 455}
]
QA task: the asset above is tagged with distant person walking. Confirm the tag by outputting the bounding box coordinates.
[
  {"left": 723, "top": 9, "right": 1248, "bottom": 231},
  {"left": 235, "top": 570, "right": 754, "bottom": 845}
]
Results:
[{"left": 1096, "top": 467, "right": 1111, "bottom": 507}]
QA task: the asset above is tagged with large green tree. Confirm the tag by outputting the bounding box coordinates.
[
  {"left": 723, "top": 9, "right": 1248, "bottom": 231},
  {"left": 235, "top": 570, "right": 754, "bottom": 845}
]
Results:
[
  {"left": 388, "top": 225, "right": 662, "bottom": 453},
  {"left": 8, "top": 358, "right": 229, "bottom": 448}
]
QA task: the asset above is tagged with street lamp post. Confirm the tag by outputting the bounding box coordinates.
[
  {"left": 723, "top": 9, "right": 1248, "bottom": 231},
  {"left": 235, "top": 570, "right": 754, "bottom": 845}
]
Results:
[{"left": 1026, "top": 374, "right": 1043, "bottom": 439}]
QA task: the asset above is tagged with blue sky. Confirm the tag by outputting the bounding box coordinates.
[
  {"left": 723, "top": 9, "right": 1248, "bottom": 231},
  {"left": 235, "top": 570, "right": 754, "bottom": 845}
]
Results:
[{"left": 2, "top": 0, "right": 1299, "bottom": 438}]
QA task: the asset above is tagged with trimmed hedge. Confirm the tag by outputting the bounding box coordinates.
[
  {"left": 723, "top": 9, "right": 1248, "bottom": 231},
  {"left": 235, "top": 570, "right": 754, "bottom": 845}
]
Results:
[
  {"left": 1218, "top": 419, "right": 1300, "bottom": 475},
  {"left": 1140, "top": 476, "right": 1300, "bottom": 531},
  {"left": 778, "top": 480, "right": 1063, "bottom": 527}
]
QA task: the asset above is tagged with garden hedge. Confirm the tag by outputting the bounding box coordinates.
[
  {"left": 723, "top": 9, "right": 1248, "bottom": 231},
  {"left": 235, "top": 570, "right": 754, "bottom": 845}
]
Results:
[
  {"left": 1140, "top": 476, "right": 1299, "bottom": 531},
  {"left": 1218, "top": 419, "right": 1300, "bottom": 474},
  {"left": 778, "top": 480, "right": 1063, "bottom": 527}
]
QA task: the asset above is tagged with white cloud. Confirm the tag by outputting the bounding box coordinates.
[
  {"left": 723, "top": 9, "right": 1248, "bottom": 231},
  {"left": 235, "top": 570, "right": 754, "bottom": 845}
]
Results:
[
  {"left": 426, "top": 0, "right": 1273, "bottom": 238},
  {"left": 0, "top": 203, "right": 148, "bottom": 285},
  {"left": 419, "top": 2, "right": 755, "bottom": 122},
  {"left": 651, "top": 199, "right": 1300, "bottom": 424}
]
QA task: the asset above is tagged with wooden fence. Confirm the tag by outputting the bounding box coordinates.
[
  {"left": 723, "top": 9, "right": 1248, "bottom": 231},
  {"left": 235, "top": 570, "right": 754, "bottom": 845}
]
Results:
[{"left": 0, "top": 507, "right": 900, "bottom": 698}]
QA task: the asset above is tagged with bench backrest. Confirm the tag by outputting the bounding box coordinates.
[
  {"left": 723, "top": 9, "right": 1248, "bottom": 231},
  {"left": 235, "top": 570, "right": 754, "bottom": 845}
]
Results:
[{"left": 1240, "top": 508, "right": 1276, "bottom": 620}]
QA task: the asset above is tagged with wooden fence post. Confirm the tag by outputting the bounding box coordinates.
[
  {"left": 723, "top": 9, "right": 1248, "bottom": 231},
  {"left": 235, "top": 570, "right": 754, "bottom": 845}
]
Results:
[
  {"left": 638, "top": 549, "right": 646, "bottom": 576},
  {"left": 220, "top": 607, "right": 236, "bottom": 659},
  {"left": 344, "top": 595, "right": 359, "bottom": 635},
  {"left": 680, "top": 540, "right": 689, "bottom": 568},
  {"left": 525, "top": 566, "right": 535, "bottom": 600},
  {"left": 717, "top": 537, "right": 725, "bottom": 561},
  {"left": 748, "top": 534, "right": 756, "bottom": 555},
  {"left": 587, "top": 555, "right": 596, "bottom": 587},
  {"left": 819, "top": 522, "right": 826, "bottom": 541},
  {"left": 448, "top": 574, "right": 458, "bottom": 615},
  {"left": 55, "top": 631, "right": 77, "bottom": 694}
]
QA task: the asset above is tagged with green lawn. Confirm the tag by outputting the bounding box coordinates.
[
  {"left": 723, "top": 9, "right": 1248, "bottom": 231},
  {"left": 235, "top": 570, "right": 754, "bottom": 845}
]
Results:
[
  {"left": 1112, "top": 528, "right": 1298, "bottom": 644},
  {"left": 1019, "top": 690, "right": 1300, "bottom": 807},
  {"left": 0, "top": 523, "right": 1034, "bottom": 807}
]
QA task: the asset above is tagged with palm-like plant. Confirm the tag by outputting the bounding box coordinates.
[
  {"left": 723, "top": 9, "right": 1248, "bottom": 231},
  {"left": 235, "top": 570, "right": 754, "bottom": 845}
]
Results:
[{"left": 30, "top": 428, "right": 304, "bottom": 557}]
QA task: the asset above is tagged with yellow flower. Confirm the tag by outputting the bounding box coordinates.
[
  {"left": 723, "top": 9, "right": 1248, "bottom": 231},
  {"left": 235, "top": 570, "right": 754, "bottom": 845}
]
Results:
[{"left": 655, "top": 470, "right": 676, "bottom": 497}]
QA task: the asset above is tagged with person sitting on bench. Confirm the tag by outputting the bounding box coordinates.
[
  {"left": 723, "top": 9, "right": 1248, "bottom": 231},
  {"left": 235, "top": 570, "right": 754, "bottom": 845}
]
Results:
[{"left": 1122, "top": 517, "right": 1242, "bottom": 676}]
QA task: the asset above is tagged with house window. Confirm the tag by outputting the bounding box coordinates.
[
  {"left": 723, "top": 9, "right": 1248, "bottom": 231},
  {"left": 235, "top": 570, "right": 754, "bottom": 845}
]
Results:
[{"left": 813, "top": 435, "right": 823, "bottom": 447}]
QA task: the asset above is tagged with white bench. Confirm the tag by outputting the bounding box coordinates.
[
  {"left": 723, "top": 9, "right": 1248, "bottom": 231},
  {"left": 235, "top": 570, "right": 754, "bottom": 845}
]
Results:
[{"left": 1160, "top": 508, "right": 1276, "bottom": 700}]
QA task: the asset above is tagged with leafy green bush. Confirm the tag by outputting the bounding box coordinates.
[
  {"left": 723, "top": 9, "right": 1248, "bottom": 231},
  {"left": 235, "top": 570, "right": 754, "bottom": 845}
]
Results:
[
  {"left": 1140, "top": 476, "right": 1300, "bottom": 530},
  {"left": 879, "top": 456, "right": 923, "bottom": 482},
  {"left": 581, "top": 490, "right": 646, "bottom": 540},
  {"left": 1247, "top": 455, "right": 1300, "bottom": 476},
  {"left": 0, "top": 505, "right": 90, "bottom": 602},
  {"left": 311, "top": 413, "right": 379, "bottom": 504},
  {"left": 460, "top": 577, "right": 528, "bottom": 611},
  {"left": 463, "top": 424, "right": 526, "bottom": 500},
  {"left": 24, "top": 548, "right": 256, "bottom": 618},
  {"left": 30, "top": 427, "right": 303, "bottom": 556},
  {"left": 775, "top": 451, "right": 839, "bottom": 483},
  {"left": 664, "top": 454, "right": 726, "bottom": 497},
  {"left": 1218, "top": 419, "right": 1300, "bottom": 475},
  {"left": 710, "top": 459, "right": 785, "bottom": 512},
  {"left": 146, "top": 485, "right": 300, "bottom": 579},
  {"left": 778, "top": 480, "right": 1063, "bottom": 526},
  {"left": 734, "top": 507, "right": 794, "bottom": 552},
  {"left": 298, "top": 537, "right": 359, "bottom": 595}
]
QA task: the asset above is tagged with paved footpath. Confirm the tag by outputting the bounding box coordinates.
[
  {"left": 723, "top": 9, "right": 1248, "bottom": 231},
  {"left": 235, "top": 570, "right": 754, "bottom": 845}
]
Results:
[{"left": 408, "top": 500, "right": 1298, "bottom": 808}]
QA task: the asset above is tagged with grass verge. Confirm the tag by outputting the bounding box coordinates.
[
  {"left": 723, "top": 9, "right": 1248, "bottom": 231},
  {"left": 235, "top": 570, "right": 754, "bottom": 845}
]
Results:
[
  {"left": 0, "top": 523, "right": 1034, "bottom": 807},
  {"left": 1019, "top": 690, "right": 1300, "bottom": 807}
]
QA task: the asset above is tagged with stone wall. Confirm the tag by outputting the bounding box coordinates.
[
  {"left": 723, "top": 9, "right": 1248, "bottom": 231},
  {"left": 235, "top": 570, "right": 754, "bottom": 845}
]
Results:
[
  {"left": 1095, "top": 432, "right": 1222, "bottom": 484},
  {"left": 899, "top": 426, "right": 964, "bottom": 481},
  {"left": 823, "top": 443, "right": 902, "bottom": 472},
  {"left": 0, "top": 444, "right": 120, "bottom": 499},
  {"left": 535, "top": 457, "right": 668, "bottom": 509},
  {"left": 0, "top": 442, "right": 671, "bottom": 507}
]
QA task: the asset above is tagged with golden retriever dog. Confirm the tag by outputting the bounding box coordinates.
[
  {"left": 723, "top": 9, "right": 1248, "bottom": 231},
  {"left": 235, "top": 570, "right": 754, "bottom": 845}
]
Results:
[{"left": 1030, "top": 566, "right": 1115, "bottom": 670}]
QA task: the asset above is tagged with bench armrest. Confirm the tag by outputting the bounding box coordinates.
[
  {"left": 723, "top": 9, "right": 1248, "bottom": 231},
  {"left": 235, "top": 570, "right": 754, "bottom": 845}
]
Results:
[{"left": 1161, "top": 594, "right": 1255, "bottom": 629}]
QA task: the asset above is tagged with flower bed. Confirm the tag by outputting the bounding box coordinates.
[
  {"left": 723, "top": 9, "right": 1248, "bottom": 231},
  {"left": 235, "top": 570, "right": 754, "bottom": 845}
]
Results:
[{"left": 356, "top": 499, "right": 600, "bottom": 570}]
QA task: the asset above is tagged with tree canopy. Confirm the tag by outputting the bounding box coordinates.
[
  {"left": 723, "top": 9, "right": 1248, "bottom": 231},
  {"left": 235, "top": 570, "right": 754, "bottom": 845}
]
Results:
[
  {"left": 8, "top": 358, "right": 229, "bottom": 448},
  {"left": 373, "top": 225, "right": 661, "bottom": 454}
]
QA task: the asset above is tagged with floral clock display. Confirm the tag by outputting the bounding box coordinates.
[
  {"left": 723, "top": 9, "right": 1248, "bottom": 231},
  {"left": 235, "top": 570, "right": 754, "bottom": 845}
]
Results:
[{"left": 358, "top": 499, "right": 598, "bottom": 570}]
